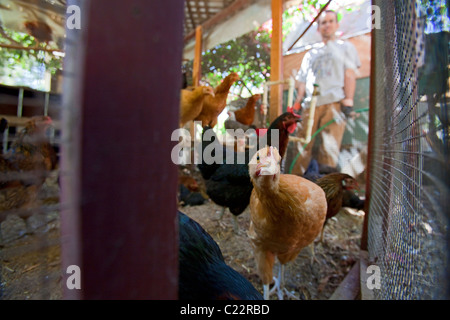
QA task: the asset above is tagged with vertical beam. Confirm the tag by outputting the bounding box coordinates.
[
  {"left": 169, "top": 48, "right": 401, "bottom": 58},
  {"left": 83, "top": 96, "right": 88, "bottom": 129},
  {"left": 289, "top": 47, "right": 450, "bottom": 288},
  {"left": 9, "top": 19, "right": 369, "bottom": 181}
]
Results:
[
  {"left": 269, "top": 0, "right": 283, "bottom": 124},
  {"left": 44, "top": 92, "right": 50, "bottom": 116},
  {"left": 2, "top": 126, "right": 8, "bottom": 154},
  {"left": 17, "top": 88, "right": 24, "bottom": 117},
  {"left": 192, "top": 25, "right": 203, "bottom": 87},
  {"left": 191, "top": 25, "right": 203, "bottom": 147},
  {"left": 361, "top": 9, "right": 377, "bottom": 252},
  {"left": 60, "top": 0, "right": 183, "bottom": 299}
]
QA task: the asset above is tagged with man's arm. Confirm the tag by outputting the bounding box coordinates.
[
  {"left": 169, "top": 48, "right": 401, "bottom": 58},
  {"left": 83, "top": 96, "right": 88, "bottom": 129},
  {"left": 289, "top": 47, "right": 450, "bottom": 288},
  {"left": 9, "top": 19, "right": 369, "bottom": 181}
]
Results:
[
  {"left": 342, "top": 68, "right": 356, "bottom": 107},
  {"left": 341, "top": 68, "right": 358, "bottom": 119}
]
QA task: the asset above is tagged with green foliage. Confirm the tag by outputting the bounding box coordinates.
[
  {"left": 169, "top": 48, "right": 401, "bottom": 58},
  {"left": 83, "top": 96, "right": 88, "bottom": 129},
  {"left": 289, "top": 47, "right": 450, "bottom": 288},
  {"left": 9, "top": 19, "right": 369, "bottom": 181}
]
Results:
[
  {"left": 0, "top": 26, "right": 62, "bottom": 90},
  {"left": 200, "top": 29, "right": 271, "bottom": 96}
]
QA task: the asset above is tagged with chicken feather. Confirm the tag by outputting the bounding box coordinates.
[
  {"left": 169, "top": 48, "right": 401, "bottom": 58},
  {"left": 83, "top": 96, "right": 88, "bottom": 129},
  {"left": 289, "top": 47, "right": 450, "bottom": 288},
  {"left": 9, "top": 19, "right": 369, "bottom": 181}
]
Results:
[{"left": 180, "top": 85, "right": 214, "bottom": 127}]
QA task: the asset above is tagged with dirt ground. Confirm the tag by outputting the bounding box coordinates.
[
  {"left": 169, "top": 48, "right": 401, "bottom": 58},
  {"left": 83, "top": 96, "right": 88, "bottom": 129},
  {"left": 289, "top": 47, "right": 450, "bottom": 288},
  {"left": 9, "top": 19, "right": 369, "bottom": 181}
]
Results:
[
  {"left": 0, "top": 172, "right": 63, "bottom": 300},
  {"left": 0, "top": 169, "right": 364, "bottom": 300}
]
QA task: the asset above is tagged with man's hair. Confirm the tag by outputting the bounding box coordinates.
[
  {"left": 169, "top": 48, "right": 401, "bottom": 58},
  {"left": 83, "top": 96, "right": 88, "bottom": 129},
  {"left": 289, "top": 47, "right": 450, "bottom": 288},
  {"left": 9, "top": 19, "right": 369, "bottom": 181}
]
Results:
[{"left": 317, "top": 10, "right": 338, "bottom": 24}]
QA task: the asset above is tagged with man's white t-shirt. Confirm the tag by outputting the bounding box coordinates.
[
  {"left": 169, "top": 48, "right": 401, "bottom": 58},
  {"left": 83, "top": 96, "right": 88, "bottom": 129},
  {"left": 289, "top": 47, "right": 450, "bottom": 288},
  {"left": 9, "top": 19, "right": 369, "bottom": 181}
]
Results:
[{"left": 296, "top": 39, "right": 361, "bottom": 107}]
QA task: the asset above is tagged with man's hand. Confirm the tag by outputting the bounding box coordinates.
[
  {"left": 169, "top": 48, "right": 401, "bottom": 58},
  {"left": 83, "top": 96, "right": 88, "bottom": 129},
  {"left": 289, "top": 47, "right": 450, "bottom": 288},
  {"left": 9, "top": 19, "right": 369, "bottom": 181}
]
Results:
[
  {"left": 341, "top": 100, "right": 357, "bottom": 120},
  {"left": 293, "top": 101, "right": 301, "bottom": 111}
]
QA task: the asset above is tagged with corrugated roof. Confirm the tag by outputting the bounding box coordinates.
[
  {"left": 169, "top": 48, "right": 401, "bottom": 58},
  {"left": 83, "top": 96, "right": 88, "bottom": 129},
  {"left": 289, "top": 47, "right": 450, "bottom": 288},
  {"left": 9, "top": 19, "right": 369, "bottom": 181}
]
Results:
[{"left": 184, "top": 0, "right": 235, "bottom": 36}]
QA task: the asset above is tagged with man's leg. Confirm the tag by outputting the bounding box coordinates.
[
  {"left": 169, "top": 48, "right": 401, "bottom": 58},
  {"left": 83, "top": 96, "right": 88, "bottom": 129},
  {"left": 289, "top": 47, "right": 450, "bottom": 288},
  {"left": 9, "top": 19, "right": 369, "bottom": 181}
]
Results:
[
  {"left": 291, "top": 105, "right": 325, "bottom": 175},
  {"left": 316, "top": 102, "right": 347, "bottom": 168}
]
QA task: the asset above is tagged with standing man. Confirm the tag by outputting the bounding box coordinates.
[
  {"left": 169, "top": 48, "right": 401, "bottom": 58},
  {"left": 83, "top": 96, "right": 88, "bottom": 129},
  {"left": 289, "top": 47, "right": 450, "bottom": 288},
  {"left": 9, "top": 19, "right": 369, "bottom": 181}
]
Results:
[{"left": 292, "top": 10, "right": 361, "bottom": 175}]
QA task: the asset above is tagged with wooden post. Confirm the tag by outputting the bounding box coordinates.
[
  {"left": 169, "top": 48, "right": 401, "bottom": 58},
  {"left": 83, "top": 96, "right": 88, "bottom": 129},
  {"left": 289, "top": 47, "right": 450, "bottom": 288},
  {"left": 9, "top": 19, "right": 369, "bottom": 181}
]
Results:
[
  {"left": 191, "top": 26, "right": 203, "bottom": 156},
  {"left": 60, "top": 0, "right": 183, "bottom": 299},
  {"left": 192, "top": 26, "right": 203, "bottom": 87},
  {"left": 17, "top": 88, "right": 24, "bottom": 117},
  {"left": 361, "top": 10, "right": 377, "bottom": 252},
  {"left": 269, "top": 0, "right": 283, "bottom": 124}
]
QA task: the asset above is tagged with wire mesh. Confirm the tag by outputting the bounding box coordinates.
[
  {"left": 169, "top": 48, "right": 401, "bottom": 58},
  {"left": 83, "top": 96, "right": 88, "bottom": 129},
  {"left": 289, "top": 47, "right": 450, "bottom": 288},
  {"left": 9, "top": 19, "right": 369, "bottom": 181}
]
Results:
[
  {"left": 368, "top": 0, "right": 449, "bottom": 299},
  {"left": 0, "top": 87, "right": 62, "bottom": 299}
]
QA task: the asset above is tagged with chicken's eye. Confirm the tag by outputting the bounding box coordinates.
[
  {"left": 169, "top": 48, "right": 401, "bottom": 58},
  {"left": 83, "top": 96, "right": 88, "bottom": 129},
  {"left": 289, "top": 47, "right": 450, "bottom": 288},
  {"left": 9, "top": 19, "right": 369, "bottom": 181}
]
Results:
[{"left": 256, "top": 154, "right": 260, "bottom": 163}]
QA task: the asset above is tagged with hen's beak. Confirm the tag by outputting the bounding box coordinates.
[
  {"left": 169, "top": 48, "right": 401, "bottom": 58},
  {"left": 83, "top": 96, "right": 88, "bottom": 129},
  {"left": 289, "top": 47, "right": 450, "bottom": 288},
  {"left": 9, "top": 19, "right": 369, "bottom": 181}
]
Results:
[
  {"left": 256, "top": 160, "right": 277, "bottom": 176},
  {"left": 255, "top": 163, "right": 264, "bottom": 176}
]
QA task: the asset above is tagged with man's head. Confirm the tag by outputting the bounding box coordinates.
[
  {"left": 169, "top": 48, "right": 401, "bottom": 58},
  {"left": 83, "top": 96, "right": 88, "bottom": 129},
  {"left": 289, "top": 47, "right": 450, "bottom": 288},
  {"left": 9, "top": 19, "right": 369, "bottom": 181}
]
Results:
[{"left": 317, "top": 10, "right": 339, "bottom": 41}]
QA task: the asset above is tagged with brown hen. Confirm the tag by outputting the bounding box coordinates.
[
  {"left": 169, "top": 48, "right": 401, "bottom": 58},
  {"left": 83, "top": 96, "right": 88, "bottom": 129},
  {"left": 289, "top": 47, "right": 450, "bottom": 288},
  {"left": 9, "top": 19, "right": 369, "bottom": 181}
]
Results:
[
  {"left": 315, "top": 172, "right": 359, "bottom": 242},
  {"left": 0, "top": 116, "right": 57, "bottom": 222},
  {"left": 180, "top": 85, "right": 214, "bottom": 127},
  {"left": 194, "top": 72, "right": 240, "bottom": 128},
  {"left": 234, "top": 94, "right": 260, "bottom": 126},
  {"left": 248, "top": 146, "right": 327, "bottom": 299}
]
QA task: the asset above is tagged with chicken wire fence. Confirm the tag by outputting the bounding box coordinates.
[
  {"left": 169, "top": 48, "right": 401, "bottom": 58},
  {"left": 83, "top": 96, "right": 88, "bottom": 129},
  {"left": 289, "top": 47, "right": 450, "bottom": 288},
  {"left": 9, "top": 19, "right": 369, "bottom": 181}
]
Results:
[
  {"left": 0, "top": 88, "right": 62, "bottom": 299},
  {"left": 367, "top": 0, "right": 449, "bottom": 299}
]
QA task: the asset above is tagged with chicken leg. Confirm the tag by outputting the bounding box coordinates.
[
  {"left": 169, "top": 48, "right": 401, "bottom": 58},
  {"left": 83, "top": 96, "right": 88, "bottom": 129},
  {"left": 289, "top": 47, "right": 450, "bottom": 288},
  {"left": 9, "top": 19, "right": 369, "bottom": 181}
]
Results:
[
  {"left": 320, "top": 219, "right": 329, "bottom": 243},
  {"left": 214, "top": 207, "right": 226, "bottom": 221},
  {"left": 215, "top": 207, "right": 240, "bottom": 233},
  {"left": 231, "top": 215, "right": 239, "bottom": 233},
  {"left": 264, "top": 263, "right": 298, "bottom": 300}
]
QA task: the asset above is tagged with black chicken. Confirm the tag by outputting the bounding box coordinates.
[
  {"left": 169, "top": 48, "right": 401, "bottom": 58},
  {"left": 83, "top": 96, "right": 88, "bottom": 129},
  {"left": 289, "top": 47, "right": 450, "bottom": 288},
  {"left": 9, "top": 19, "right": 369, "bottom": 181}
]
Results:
[
  {"left": 342, "top": 188, "right": 365, "bottom": 211},
  {"left": 178, "top": 184, "right": 207, "bottom": 207},
  {"left": 198, "top": 125, "right": 252, "bottom": 232},
  {"left": 302, "top": 157, "right": 323, "bottom": 182},
  {"left": 178, "top": 211, "right": 263, "bottom": 300}
]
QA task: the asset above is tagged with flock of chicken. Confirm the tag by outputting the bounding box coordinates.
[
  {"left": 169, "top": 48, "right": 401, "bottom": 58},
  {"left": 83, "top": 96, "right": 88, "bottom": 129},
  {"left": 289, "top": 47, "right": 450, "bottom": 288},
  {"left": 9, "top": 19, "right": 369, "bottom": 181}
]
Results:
[
  {"left": 0, "top": 116, "right": 57, "bottom": 223},
  {"left": 178, "top": 72, "right": 365, "bottom": 300},
  {"left": 0, "top": 71, "right": 363, "bottom": 300}
]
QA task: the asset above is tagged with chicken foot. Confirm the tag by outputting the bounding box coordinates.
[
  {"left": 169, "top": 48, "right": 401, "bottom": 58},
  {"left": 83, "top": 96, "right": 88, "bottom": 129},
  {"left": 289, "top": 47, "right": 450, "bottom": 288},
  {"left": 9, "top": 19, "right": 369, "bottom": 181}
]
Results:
[
  {"left": 214, "top": 207, "right": 240, "bottom": 233},
  {"left": 263, "top": 264, "right": 299, "bottom": 300}
]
